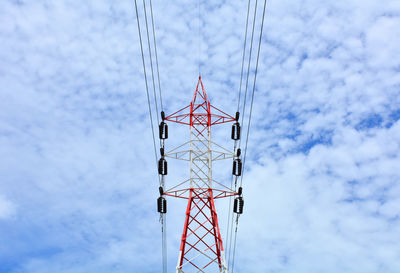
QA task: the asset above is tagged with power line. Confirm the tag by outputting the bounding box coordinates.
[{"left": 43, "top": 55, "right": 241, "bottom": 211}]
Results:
[
  {"left": 241, "top": 0, "right": 267, "bottom": 187},
  {"left": 142, "top": 0, "right": 160, "bottom": 126},
  {"left": 226, "top": 175, "right": 238, "bottom": 268},
  {"left": 133, "top": 0, "right": 160, "bottom": 185},
  {"left": 229, "top": 0, "right": 255, "bottom": 269},
  {"left": 161, "top": 213, "right": 167, "bottom": 273},
  {"left": 146, "top": 2, "right": 167, "bottom": 270},
  {"left": 149, "top": 0, "right": 164, "bottom": 111},
  {"left": 230, "top": 216, "right": 240, "bottom": 272},
  {"left": 231, "top": 1, "right": 268, "bottom": 272},
  {"left": 239, "top": 0, "right": 258, "bottom": 149},
  {"left": 228, "top": 1, "right": 252, "bottom": 266},
  {"left": 133, "top": 1, "right": 166, "bottom": 272},
  {"left": 143, "top": 2, "right": 168, "bottom": 271},
  {"left": 237, "top": 0, "right": 252, "bottom": 113},
  {"left": 231, "top": 0, "right": 260, "bottom": 270},
  {"left": 198, "top": 0, "right": 201, "bottom": 75}
]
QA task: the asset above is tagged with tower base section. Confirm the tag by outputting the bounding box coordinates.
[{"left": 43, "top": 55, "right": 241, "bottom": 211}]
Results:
[{"left": 176, "top": 188, "right": 228, "bottom": 273}]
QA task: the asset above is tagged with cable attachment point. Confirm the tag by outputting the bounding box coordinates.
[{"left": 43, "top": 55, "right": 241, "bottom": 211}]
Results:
[
  {"left": 236, "top": 148, "right": 241, "bottom": 157},
  {"left": 238, "top": 186, "right": 243, "bottom": 196},
  {"left": 161, "top": 111, "right": 165, "bottom": 121},
  {"left": 159, "top": 186, "right": 164, "bottom": 196}
]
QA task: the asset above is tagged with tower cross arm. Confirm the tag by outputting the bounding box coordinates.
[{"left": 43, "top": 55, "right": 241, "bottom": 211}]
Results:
[
  {"left": 209, "top": 105, "right": 236, "bottom": 126},
  {"left": 165, "top": 149, "right": 234, "bottom": 161},
  {"left": 211, "top": 141, "right": 235, "bottom": 161},
  {"left": 165, "top": 140, "right": 234, "bottom": 161},
  {"left": 165, "top": 105, "right": 191, "bottom": 125}
]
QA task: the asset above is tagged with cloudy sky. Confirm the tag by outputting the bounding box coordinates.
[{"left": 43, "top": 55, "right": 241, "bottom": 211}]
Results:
[{"left": 1, "top": 0, "right": 400, "bottom": 272}]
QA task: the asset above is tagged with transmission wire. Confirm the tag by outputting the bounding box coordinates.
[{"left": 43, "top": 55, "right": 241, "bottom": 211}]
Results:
[
  {"left": 231, "top": 1, "right": 268, "bottom": 272},
  {"left": 198, "top": 0, "right": 201, "bottom": 75},
  {"left": 230, "top": 215, "right": 240, "bottom": 272},
  {"left": 226, "top": 176, "right": 238, "bottom": 269},
  {"left": 239, "top": 0, "right": 258, "bottom": 149},
  {"left": 133, "top": 1, "right": 166, "bottom": 272},
  {"left": 161, "top": 213, "right": 167, "bottom": 273},
  {"left": 240, "top": 0, "right": 267, "bottom": 187},
  {"left": 145, "top": 2, "right": 168, "bottom": 271},
  {"left": 133, "top": 0, "right": 160, "bottom": 185},
  {"left": 142, "top": 0, "right": 160, "bottom": 126},
  {"left": 226, "top": 161, "right": 239, "bottom": 268},
  {"left": 147, "top": 1, "right": 168, "bottom": 270},
  {"left": 149, "top": 0, "right": 164, "bottom": 111},
  {"left": 228, "top": 0, "right": 253, "bottom": 268},
  {"left": 237, "top": 0, "right": 252, "bottom": 113},
  {"left": 229, "top": 0, "right": 258, "bottom": 270}
]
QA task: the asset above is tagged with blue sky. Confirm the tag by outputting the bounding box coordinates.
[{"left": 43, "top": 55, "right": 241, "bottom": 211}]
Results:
[{"left": 1, "top": 0, "right": 400, "bottom": 272}]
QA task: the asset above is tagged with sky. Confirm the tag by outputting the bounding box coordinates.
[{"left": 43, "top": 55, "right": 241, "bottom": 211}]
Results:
[{"left": 1, "top": 0, "right": 400, "bottom": 272}]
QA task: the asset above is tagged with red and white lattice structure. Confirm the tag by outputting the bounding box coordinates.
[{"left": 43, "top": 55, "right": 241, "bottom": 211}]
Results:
[{"left": 163, "top": 77, "right": 237, "bottom": 272}]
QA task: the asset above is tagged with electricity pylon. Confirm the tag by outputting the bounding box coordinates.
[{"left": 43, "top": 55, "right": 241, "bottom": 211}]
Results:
[{"left": 159, "top": 76, "right": 241, "bottom": 272}]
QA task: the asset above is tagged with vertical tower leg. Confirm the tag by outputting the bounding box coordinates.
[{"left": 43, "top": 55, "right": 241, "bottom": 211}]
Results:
[
  {"left": 208, "top": 189, "right": 227, "bottom": 272},
  {"left": 177, "top": 190, "right": 193, "bottom": 273}
]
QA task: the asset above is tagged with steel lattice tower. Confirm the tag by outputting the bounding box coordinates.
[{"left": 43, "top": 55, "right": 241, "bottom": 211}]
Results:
[{"left": 161, "top": 77, "right": 239, "bottom": 272}]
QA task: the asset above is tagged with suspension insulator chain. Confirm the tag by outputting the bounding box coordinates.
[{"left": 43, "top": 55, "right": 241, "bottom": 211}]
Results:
[
  {"left": 229, "top": 112, "right": 242, "bottom": 196},
  {"left": 232, "top": 112, "right": 244, "bottom": 214},
  {"left": 232, "top": 158, "right": 242, "bottom": 176},
  {"left": 232, "top": 112, "right": 241, "bottom": 187},
  {"left": 158, "top": 196, "right": 167, "bottom": 213},
  {"left": 157, "top": 111, "right": 167, "bottom": 214},
  {"left": 159, "top": 121, "right": 168, "bottom": 139},
  {"left": 231, "top": 112, "right": 241, "bottom": 140},
  {"left": 158, "top": 157, "right": 168, "bottom": 175},
  {"left": 233, "top": 187, "right": 244, "bottom": 214}
]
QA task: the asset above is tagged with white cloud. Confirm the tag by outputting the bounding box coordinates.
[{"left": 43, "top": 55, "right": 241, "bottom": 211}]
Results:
[
  {"left": 0, "top": 0, "right": 400, "bottom": 272},
  {"left": 366, "top": 16, "right": 400, "bottom": 69},
  {"left": 0, "top": 195, "right": 16, "bottom": 219}
]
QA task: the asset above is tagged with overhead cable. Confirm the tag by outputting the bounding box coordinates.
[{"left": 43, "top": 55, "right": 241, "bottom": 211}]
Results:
[
  {"left": 142, "top": 0, "right": 160, "bottom": 126},
  {"left": 149, "top": 0, "right": 164, "bottom": 111},
  {"left": 198, "top": 0, "right": 201, "bottom": 75},
  {"left": 231, "top": 1, "right": 268, "bottom": 272},
  {"left": 240, "top": 0, "right": 267, "bottom": 187},
  {"left": 230, "top": 0, "right": 259, "bottom": 270},
  {"left": 239, "top": 0, "right": 259, "bottom": 149},
  {"left": 236, "top": 0, "right": 252, "bottom": 113},
  {"left": 133, "top": 1, "right": 166, "bottom": 272},
  {"left": 133, "top": 0, "right": 160, "bottom": 185},
  {"left": 143, "top": 2, "right": 168, "bottom": 271}
]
